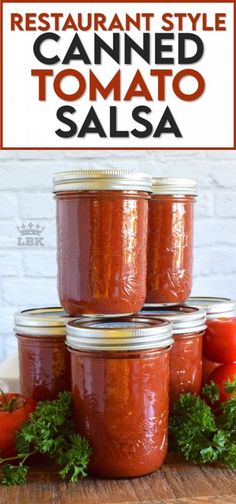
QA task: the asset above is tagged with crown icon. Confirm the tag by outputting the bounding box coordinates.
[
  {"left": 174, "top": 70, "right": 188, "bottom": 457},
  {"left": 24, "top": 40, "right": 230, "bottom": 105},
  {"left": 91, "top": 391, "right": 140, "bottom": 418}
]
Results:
[{"left": 17, "top": 222, "right": 45, "bottom": 237}]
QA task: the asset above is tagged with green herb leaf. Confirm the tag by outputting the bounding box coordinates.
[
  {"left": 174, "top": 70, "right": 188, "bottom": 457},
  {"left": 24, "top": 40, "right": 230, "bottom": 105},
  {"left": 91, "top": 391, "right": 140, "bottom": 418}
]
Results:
[
  {"left": 170, "top": 382, "right": 236, "bottom": 469},
  {"left": 218, "top": 396, "right": 236, "bottom": 431},
  {"left": 222, "top": 443, "right": 236, "bottom": 469},
  {"left": 58, "top": 434, "right": 92, "bottom": 482},
  {"left": 1, "top": 464, "right": 28, "bottom": 486},
  {"left": 212, "top": 430, "right": 229, "bottom": 453},
  {"left": 15, "top": 391, "right": 74, "bottom": 456},
  {"left": 1, "top": 392, "right": 91, "bottom": 486},
  {"left": 170, "top": 393, "right": 217, "bottom": 464},
  {"left": 202, "top": 381, "right": 220, "bottom": 403},
  {"left": 224, "top": 376, "right": 236, "bottom": 394}
]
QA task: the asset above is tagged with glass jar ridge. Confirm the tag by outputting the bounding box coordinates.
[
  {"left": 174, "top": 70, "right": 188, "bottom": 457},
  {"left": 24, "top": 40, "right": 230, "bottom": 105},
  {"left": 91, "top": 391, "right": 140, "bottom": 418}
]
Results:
[
  {"left": 146, "top": 186, "right": 197, "bottom": 304},
  {"left": 140, "top": 306, "right": 205, "bottom": 408},
  {"left": 67, "top": 316, "right": 172, "bottom": 478},
  {"left": 15, "top": 307, "right": 73, "bottom": 401},
  {"left": 55, "top": 171, "right": 151, "bottom": 315}
]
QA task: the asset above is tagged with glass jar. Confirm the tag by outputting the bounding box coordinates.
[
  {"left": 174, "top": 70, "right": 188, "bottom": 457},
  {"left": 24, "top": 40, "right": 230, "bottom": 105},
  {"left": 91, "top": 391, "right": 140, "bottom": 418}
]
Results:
[
  {"left": 67, "top": 316, "right": 173, "bottom": 478},
  {"left": 185, "top": 297, "right": 236, "bottom": 384},
  {"left": 146, "top": 178, "right": 197, "bottom": 304},
  {"left": 141, "top": 305, "right": 206, "bottom": 408},
  {"left": 15, "top": 308, "right": 73, "bottom": 401},
  {"left": 54, "top": 170, "right": 152, "bottom": 316}
]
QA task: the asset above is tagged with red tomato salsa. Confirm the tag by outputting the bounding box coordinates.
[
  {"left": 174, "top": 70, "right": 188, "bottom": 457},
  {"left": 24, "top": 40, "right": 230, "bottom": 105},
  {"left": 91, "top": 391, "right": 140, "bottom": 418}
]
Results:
[
  {"left": 146, "top": 178, "right": 196, "bottom": 304},
  {"left": 67, "top": 317, "right": 173, "bottom": 478},
  {"left": 141, "top": 305, "right": 206, "bottom": 408},
  {"left": 169, "top": 331, "right": 203, "bottom": 407},
  {"left": 54, "top": 170, "right": 152, "bottom": 316},
  {"left": 15, "top": 308, "right": 72, "bottom": 401}
]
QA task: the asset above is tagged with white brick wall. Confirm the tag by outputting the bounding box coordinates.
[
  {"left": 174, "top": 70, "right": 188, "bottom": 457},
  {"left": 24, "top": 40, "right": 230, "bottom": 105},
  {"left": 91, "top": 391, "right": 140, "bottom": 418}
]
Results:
[{"left": 0, "top": 150, "right": 236, "bottom": 362}]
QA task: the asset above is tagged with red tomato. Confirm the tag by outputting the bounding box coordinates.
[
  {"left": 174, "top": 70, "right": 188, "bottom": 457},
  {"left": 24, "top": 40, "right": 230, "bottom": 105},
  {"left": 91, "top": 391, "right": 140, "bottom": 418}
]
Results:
[
  {"left": 202, "top": 357, "right": 220, "bottom": 385},
  {"left": 0, "top": 392, "right": 36, "bottom": 458},
  {"left": 207, "top": 363, "right": 236, "bottom": 402},
  {"left": 203, "top": 317, "right": 236, "bottom": 364}
]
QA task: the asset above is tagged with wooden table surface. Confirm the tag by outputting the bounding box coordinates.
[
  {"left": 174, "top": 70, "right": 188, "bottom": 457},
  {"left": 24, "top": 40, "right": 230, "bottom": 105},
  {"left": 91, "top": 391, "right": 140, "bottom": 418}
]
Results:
[{"left": 0, "top": 455, "right": 235, "bottom": 504}]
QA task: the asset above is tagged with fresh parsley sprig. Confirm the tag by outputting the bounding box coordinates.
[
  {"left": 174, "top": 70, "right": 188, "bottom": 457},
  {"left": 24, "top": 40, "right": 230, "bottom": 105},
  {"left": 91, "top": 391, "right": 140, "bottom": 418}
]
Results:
[
  {"left": 0, "top": 392, "right": 92, "bottom": 485},
  {"left": 170, "top": 379, "right": 236, "bottom": 469}
]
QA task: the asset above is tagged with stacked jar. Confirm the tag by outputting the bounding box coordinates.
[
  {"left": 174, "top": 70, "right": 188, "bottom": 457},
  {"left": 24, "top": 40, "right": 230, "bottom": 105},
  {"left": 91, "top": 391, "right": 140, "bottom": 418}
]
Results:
[
  {"left": 146, "top": 178, "right": 197, "bottom": 305},
  {"left": 140, "top": 305, "right": 206, "bottom": 408},
  {"left": 53, "top": 170, "right": 152, "bottom": 316},
  {"left": 52, "top": 170, "right": 175, "bottom": 477},
  {"left": 15, "top": 171, "right": 202, "bottom": 478},
  {"left": 15, "top": 308, "right": 73, "bottom": 401},
  {"left": 67, "top": 316, "right": 173, "bottom": 477},
  {"left": 143, "top": 178, "right": 207, "bottom": 404}
]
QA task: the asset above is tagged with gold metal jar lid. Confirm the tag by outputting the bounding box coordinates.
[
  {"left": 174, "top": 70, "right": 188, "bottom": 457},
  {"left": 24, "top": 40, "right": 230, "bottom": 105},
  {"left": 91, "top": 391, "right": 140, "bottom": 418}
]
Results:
[
  {"left": 152, "top": 177, "right": 197, "bottom": 196},
  {"left": 141, "top": 305, "right": 206, "bottom": 335},
  {"left": 15, "top": 307, "right": 75, "bottom": 336},
  {"left": 53, "top": 170, "right": 152, "bottom": 193},
  {"left": 185, "top": 297, "right": 236, "bottom": 320},
  {"left": 66, "top": 316, "right": 173, "bottom": 351}
]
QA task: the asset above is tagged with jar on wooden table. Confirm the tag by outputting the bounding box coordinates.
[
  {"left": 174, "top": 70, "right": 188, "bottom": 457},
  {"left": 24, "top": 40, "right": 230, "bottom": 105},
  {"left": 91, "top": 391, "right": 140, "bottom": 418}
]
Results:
[{"left": 67, "top": 316, "right": 173, "bottom": 478}]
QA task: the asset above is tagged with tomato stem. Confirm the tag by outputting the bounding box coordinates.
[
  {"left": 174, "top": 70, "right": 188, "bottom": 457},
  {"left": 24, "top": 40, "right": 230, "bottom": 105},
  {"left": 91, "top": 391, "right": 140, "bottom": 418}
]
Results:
[
  {"left": 0, "top": 391, "right": 26, "bottom": 412},
  {"left": 0, "top": 389, "right": 7, "bottom": 403}
]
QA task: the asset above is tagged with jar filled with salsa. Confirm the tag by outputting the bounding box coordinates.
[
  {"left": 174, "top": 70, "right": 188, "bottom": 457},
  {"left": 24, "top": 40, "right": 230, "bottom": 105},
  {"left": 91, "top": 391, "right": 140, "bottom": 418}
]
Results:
[
  {"left": 185, "top": 297, "right": 236, "bottom": 384},
  {"left": 67, "top": 316, "right": 173, "bottom": 478},
  {"left": 146, "top": 178, "right": 197, "bottom": 304},
  {"left": 141, "top": 305, "right": 206, "bottom": 408},
  {"left": 15, "top": 308, "right": 73, "bottom": 401},
  {"left": 54, "top": 170, "right": 152, "bottom": 316}
]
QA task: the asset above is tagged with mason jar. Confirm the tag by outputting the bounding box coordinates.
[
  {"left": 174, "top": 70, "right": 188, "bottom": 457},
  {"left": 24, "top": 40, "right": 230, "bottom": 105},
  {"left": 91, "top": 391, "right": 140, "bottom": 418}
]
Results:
[
  {"left": 67, "top": 316, "right": 173, "bottom": 478},
  {"left": 15, "top": 307, "right": 73, "bottom": 401},
  {"left": 146, "top": 178, "right": 197, "bottom": 304},
  {"left": 141, "top": 305, "right": 206, "bottom": 408},
  {"left": 54, "top": 170, "right": 152, "bottom": 316}
]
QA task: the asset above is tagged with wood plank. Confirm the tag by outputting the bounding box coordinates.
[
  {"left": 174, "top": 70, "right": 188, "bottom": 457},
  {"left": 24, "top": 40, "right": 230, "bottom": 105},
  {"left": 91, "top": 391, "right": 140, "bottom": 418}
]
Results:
[{"left": 0, "top": 457, "right": 235, "bottom": 504}]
